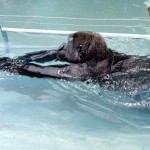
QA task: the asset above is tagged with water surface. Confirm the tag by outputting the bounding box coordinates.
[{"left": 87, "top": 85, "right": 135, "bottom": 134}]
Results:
[{"left": 0, "top": 0, "right": 150, "bottom": 150}]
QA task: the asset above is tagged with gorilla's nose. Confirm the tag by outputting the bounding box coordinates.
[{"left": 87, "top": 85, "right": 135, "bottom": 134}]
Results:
[{"left": 57, "top": 43, "right": 67, "bottom": 51}]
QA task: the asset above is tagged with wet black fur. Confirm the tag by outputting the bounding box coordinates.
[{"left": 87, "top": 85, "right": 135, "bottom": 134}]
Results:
[{"left": 0, "top": 31, "right": 150, "bottom": 98}]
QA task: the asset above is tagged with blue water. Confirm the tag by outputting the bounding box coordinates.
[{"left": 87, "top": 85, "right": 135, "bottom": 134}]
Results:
[{"left": 0, "top": 0, "right": 150, "bottom": 150}]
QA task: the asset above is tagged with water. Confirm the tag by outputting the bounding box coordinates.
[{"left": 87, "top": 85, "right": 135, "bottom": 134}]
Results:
[{"left": 0, "top": 0, "right": 150, "bottom": 150}]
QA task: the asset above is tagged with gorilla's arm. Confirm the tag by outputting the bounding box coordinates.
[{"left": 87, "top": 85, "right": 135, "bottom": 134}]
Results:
[
  {"left": 20, "top": 63, "right": 90, "bottom": 80},
  {"left": 18, "top": 50, "right": 57, "bottom": 63}
]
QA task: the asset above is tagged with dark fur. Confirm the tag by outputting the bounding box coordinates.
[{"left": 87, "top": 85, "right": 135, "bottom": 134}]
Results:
[{"left": 0, "top": 31, "right": 150, "bottom": 98}]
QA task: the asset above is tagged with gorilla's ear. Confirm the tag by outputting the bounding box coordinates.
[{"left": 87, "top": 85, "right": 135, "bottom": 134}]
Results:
[
  {"left": 78, "top": 45, "right": 84, "bottom": 57},
  {"left": 78, "top": 44, "right": 87, "bottom": 60}
]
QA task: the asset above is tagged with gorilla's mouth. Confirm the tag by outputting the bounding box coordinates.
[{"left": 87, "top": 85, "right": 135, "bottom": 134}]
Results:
[
  {"left": 56, "top": 43, "right": 68, "bottom": 61},
  {"left": 57, "top": 43, "right": 67, "bottom": 51}
]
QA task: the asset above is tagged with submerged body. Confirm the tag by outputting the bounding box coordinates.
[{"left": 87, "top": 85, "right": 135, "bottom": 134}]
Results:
[{"left": 0, "top": 31, "right": 150, "bottom": 98}]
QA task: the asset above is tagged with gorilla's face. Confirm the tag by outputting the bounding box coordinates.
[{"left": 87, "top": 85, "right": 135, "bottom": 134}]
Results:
[{"left": 57, "top": 31, "right": 108, "bottom": 63}]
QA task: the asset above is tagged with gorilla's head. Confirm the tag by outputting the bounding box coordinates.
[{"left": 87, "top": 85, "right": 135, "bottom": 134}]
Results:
[{"left": 57, "top": 31, "right": 109, "bottom": 63}]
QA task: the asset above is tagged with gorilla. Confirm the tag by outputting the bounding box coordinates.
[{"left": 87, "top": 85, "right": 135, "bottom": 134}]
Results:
[{"left": 0, "top": 31, "right": 150, "bottom": 98}]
